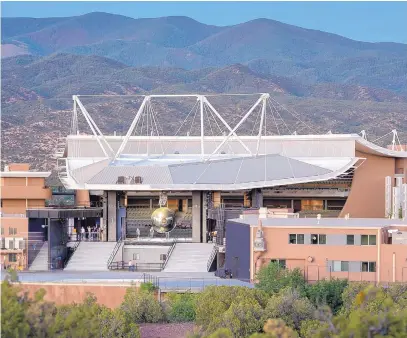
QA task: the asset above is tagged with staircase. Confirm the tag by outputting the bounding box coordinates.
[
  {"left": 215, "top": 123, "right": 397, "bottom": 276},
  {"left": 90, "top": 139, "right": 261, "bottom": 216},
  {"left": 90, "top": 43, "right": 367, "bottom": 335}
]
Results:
[
  {"left": 163, "top": 243, "right": 215, "bottom": 273},
  {"left": 64, "top": 242, "right": 118, "bottom": 271},
  {"left": 29, "top": 242, "right": 48, "bottom": 271}
]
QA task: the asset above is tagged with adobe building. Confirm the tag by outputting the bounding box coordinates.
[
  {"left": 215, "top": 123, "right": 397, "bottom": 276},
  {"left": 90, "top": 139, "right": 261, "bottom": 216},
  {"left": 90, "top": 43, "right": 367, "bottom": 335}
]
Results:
[
  {"left": 225, "top": 216, "right": 407, "bottom": 283},
  {"left": 0, "top": 163, "right": 51, "bottom": 269}
]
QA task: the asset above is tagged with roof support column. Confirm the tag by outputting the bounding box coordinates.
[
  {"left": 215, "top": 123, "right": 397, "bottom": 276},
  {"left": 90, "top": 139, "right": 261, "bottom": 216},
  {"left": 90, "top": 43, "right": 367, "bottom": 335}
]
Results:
[{"left": 199, "top": 96, "right": 205, "bottom": 160}]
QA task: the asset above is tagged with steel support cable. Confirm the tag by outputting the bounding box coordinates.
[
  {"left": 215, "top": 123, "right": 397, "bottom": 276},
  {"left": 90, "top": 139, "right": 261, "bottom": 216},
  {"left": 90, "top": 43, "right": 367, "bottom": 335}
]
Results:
[
  {"left": 269, "top": 97, "right": 315, "bottom": 134},
  {"left": 371, "top": 131, "right": 393, "bottom": 143},
  {"left": 251, "top": 104, "right": 262, "bottom": 136},
  {"left": 149, "top": 100, "right": 166, "bottom": 154},
  {"left": 267, "top": 98, "right": 292, "bottom": 135},
  {"left": 204, "top": 101, "right": 234, "bottom": 154},
  {"left": 175, "top": 101, "right": 199, "bottom": 136},
  {"left": 181, "top": 102, "right": 199, "bottom": 154}
]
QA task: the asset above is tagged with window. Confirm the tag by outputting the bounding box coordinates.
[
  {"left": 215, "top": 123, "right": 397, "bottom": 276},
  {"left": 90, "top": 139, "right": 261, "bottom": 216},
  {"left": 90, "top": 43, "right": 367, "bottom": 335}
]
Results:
[
  {"left": 361, "top": 235, "right": 376, "bottom": 246},
  {"left": 133, "top": 253, "right": 140, "bottom": 260},
  {"left": 289, "top": 234, "right": 304, "bottom": 244},
  {"left": 8, "top": 228, "right": 17, "bottom": 235},
  {"left": 332, "top": 261, "right": 349, "bottom": 272},
  {"left": 346, "top": 235, "right": 354, "bottom": 245},
  {"left": 9, "top": 240, "right": 14, "bottom": 249},
  {"left": 1, "top": 238, "right": 5, "bottom": 249},
  {"left": 19, "top": 240, "right": 24, "bottom": 250},
  {"left": 1, "top": 227, "right": 3, "bottom": 235},
  {"left": 311, "top": 234, "right": 326, "bottom": 245},
  {"left": 270, "top": 259, "right": 286, "bottom": 269},
  {"left": 8, "top": 253, "right": 17, "bottom": 262},
  {"left": 160, "top": 254, "right": 167, "bottom": 261},
  {"left": 362, "top": 261, "right": 376, "bottom": 272}
]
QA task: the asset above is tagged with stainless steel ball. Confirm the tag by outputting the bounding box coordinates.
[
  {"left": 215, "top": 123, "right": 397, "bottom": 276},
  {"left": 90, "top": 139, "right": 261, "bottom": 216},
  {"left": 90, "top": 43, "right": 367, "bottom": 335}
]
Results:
[{"left": 151, "top": 207, "right": 176, "bottom": 233}]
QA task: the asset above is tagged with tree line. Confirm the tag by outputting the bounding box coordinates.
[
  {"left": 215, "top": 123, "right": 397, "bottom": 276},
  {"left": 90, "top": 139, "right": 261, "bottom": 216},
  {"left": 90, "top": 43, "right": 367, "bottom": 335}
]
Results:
[{"left": 2, "top": 262, "right": 407, "bottom": 338}]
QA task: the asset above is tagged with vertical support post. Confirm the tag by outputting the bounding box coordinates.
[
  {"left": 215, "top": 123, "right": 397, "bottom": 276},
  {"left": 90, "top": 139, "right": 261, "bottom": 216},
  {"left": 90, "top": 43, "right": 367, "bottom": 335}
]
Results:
[
  {"left": 199, "top": 96, "right": 205, "bottom": 160},
  {"left": 391, "top": 129, "right": 397, "bottom": 151},
  {"left": 256, "top": 97, "right": 266, "bottom": 155}
]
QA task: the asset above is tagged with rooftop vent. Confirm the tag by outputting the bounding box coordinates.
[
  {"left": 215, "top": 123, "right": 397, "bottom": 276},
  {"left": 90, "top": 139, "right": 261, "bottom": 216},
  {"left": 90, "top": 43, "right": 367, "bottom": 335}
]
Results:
[
  {"left": 174, "top": 151, "right": 180, "bottom": 154},
  {"left": 117, "top": 176, "right": 125, "bottom": 184},
  {"left": 134, "top": 176, "right": 143, "bottom": 184}
]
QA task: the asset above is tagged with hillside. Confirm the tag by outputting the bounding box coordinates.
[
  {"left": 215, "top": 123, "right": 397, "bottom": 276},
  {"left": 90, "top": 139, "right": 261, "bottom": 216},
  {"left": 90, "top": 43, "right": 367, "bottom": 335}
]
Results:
[{"left": 2, "top": 13, "right": 407, "bottom": 92}]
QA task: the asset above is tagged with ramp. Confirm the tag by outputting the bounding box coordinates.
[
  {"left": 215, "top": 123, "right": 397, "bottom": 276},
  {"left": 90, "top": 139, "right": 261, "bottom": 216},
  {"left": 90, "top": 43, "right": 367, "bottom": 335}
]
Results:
[
  {"left": 64, "top": 242, "right": 117, "bottom": 271},
  {"left": 163, "top": 243, "right": 215, "bottom": 273},
  {"left": 29, "top": 242, "right": 48, "bottom": 271}
]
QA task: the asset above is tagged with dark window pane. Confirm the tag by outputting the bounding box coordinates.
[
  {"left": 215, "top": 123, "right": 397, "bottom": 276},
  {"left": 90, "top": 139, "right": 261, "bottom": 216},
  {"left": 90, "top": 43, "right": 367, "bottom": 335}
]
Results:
[
  {"left": 279, "top": 260, "right": 286, "bottom": 269},
  {"left": 362, "top": 262, "right": 368, "bottom": 272},
  {"left": 311, "top": 234, "right": 318, "bottom": 244},
  {"left": 297, "top": 234, "right": 304, "bottom": 244},
  {"left": 289, "top": 234, "right": 297, "bottom": 244},
  {"left": 341, "top": 261, "right": 349, "bottom": 272},
  {"left": 347, "top": 235, "right": 354, "bottom": 245},
  {"left": 361, "top": 235, "right": 369, "bottom": 245},
  {"left": 369, "top": 235, "right": 376, "bottom": 245},
  {"left": 319, "top": 234, "right": 326, "bottom": 244},
  {"left": 369, "top": 262, "right": 376, "bottom": 272}
]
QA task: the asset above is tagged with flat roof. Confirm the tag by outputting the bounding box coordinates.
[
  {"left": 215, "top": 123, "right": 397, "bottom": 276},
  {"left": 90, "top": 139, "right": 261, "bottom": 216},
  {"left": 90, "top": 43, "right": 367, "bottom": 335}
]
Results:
[
  {"left": 1, "top": 171, "right": 51, "bottom": 178},
  {"left": 229, "top": 217, "right": 407, "bottom": 229}
]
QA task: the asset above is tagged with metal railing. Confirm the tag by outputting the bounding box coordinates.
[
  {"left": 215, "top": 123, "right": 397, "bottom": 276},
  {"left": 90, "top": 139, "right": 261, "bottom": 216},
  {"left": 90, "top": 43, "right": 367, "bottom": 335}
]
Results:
[
  {"left": 162, "top": 242, "right": 176, "bottom": 270},
  {"left": 109, "top": 261, "right": 164, "bottom": 271},
  {"left": 107, "top": 237, "right": 122, "bottom": 269},
  {"left": 207, "top": 245, "right": 218, "bottom": 272}
]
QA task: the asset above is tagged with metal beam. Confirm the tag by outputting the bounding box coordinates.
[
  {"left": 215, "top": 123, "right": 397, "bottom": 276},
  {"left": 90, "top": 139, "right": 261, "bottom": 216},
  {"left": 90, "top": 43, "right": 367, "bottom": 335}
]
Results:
[
  {"left": 203, "top": 97, "right": 252, "bottom": 155},
  {"left": 114, "top": 95, "right": 150, "bottom": 160},
  {"left": 256, "top": 97, "right": 266, "bottom": 155},
  {"left": 211, "top": 94, "right": 267, "bottom": 156},
  {"left": 72, "top": 96, "right": 110, "bottom": 158},
  {"left": 199, "top": 96, "right": 205, "bottom": 159},
  {"left": 74, "top": 96, "right": 114, "bottom": 156}
]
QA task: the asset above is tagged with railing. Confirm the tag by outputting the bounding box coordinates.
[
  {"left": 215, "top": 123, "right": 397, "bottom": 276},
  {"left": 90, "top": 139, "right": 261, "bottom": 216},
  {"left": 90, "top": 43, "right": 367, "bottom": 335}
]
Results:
[
  {"left": 143, "top": 273, "right": 160, "bottom": 288},
  {"left": 109, "top": 261, "right": 164, "bottom": 271},
  {"left": 207, "top": 245, "right": 218, "bottom": 272},
  {"left": 107, "top": 237, "right": 122, "bottom": 269},
  {"left": 63, "top": 241, "right": 80, "bottom": 268},
  {"left": 162, "top": 242, "right": 176, "bottom": 270}
]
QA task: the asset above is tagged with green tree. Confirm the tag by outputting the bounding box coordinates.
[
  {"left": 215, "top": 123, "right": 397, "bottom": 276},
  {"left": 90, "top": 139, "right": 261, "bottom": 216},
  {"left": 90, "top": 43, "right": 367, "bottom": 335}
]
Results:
[
  {"left": 299, "top": 319, "right": 326, "bottom": 338},
  {"left": 48, "top": 294, "right": 106, "bottom": 337},
  {"left": 262, "top": 288, "right": 316, "bottom": 332},
  {"left": 218, "top": 295, "right": 264, "bottom": 338},
  {"left": 195, "top": 286, "right": 267, "bottom": 336},
  {"left": 1, "top": 281, "right": 30, "bottom": 338},
  {"left": 339, "top": 282, "right": 370, "bottom": 316},
  {"left": 305, "top": 278, "right": 348, "bottom": 314},
  {"left": 120, "top": 287, "right": 164, "bottom": 324},
  {"left": 256, "top": 262, "right": 306, "bottom": 295},
  {"left": 99, "top": 307, "right": 140, "bottom": 338},
  {"left": 312, "top": 286, "right": 407, "bottom": 337},
  {"left": 166, "top": 292, "right": 197, "bottom": 322},
  {"left": 26, "top": 289, "right": 58, "bottom": 338}
]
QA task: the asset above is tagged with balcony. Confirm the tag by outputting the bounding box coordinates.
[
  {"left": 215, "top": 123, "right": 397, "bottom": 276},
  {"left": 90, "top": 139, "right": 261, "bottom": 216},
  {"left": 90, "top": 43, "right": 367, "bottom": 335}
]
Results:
[{"left": 1, "top": 186, "right": 52, "bottom": 200}]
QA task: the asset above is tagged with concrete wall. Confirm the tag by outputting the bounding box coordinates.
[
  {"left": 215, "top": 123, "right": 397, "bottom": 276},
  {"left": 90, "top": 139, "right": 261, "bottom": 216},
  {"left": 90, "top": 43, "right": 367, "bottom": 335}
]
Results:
[
  {"left": 225, "top": 221, "right": 250, "bottom": 280},
  {"left": 341, "top": 152, "right": 396, "bottom": 218},
  {"left": 107, "top": 191, "right": 117, "bottom": 241},
  {"left": 246, "top": 224, "right": 407, "bottom": 283},
  {"left": 123, "top": 245, "right": 170, "bottom": 263},
  {"left": 192, "top": 191, "right": 202, "bottom": 243},
  {"left": 17, "top": 283, "right": 140, "bottom": 308}
]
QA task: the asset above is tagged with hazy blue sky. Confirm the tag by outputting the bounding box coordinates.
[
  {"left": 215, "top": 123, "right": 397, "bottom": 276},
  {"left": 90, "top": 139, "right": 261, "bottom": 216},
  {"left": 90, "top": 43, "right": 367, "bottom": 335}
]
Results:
[{"left": 2, "top": 1, "right": 407, "bottom": 43}]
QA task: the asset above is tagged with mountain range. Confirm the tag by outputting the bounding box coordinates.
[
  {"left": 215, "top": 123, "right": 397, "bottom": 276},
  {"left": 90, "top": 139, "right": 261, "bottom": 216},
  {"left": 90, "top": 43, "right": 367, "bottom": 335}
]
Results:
[
  {"left": 2, "top": 12, "right": 407, "bottom": 92},
  {"left": 1, "top": 12, "right": 407, "bottom": 174}
]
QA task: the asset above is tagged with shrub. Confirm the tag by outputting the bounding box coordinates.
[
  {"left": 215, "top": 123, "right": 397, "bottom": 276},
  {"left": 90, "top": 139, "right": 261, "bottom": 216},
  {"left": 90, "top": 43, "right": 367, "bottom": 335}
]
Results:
[
  {"left": 166, "top": 292, "right": 197, "bottom": 322},
  {"left": 305, "top": 278, "right": 348, "bottom": 314},
  {"left": 195, "top": 286, "right": 266, "bottom": 336},
  {"left": 139, "top": 282, "right": 157, "bottom": 293},
  {"left": 256, "top": 262, "right": 306, "bottom": 295},
  {"left": 262, "top": 288, "right": 316, "bottom": 332},
  {"left": 121, "top": 288, "right": 164, "bottom": 324}
]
